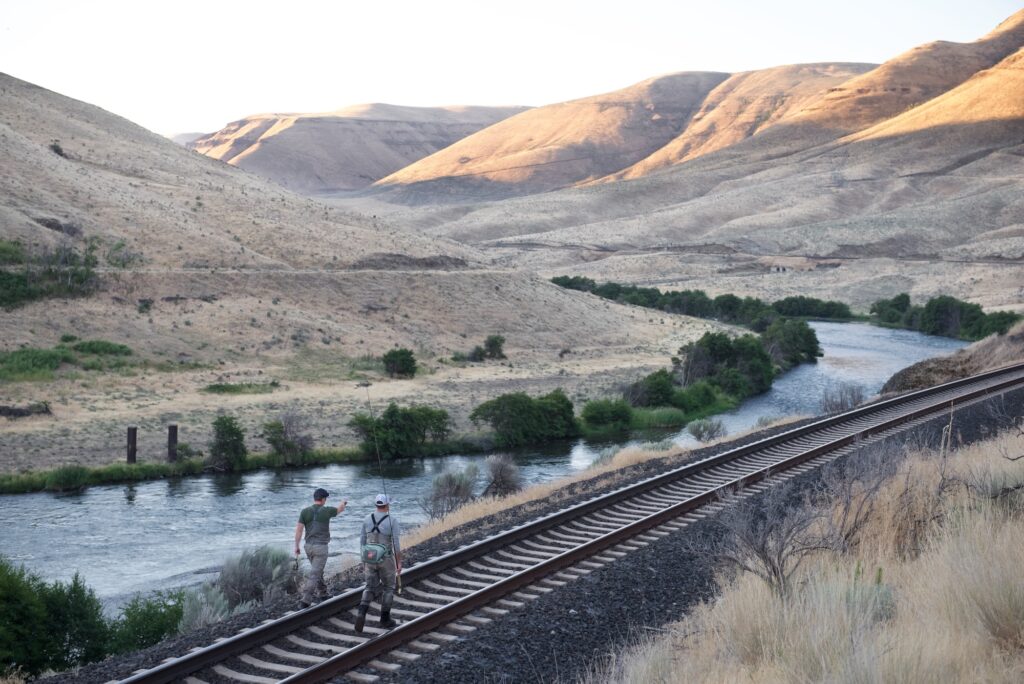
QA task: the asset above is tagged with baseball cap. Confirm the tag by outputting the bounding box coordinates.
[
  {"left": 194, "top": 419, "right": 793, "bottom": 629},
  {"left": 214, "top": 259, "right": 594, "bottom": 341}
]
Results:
[
  {"left": 375, "top": 493, "right": 390, "bottom": 506},
  {"left": 313, "top": 487, "right": 329, "bottom": 500}
]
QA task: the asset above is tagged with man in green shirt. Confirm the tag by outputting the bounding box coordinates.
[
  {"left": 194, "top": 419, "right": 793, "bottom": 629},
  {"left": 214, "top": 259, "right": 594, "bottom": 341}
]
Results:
[{"left": 294, "top": 487, "right": 347, "bottom": 608}]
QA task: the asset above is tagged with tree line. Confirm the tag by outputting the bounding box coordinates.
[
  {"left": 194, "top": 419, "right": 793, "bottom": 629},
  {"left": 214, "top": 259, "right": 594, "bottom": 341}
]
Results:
[{"left": 870, "top": 293, "right": 1020, "bottom": 340}]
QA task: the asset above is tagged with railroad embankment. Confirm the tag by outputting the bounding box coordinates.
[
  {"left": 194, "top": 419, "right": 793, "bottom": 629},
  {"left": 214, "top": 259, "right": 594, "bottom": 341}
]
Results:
[{"left": 585, "top": 406, "right": 1024, "bottom": 683}]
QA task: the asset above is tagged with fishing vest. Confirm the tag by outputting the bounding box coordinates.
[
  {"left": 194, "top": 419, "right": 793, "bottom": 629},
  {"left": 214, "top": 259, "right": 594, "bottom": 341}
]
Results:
[{"left": 303, "top": 504, "right": 332, "bottom": 545}]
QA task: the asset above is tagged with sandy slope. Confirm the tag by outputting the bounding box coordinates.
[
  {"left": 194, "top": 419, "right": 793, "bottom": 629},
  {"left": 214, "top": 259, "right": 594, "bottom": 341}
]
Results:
[{"left": 191, "top": 104, "right": 527, "bottom": 192}]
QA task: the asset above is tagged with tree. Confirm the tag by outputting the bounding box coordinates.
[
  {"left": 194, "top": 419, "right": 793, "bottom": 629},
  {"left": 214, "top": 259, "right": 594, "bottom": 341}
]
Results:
[
  {"left": 483, "top": 335, "right": 506, "bottom": 359},
  {"left": 39, "top": 573, "right": 108, "bottom": 670},
  {"left": 382, "top": 348, "right": 417, "bottom": 378},
  {"left": 209, "top": 415, "right": 247, "bottom": 471}
]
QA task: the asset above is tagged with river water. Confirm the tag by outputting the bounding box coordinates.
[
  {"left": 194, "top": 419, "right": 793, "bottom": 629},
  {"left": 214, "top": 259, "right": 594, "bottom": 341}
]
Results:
[{"left": 0, "top": 323, "right": 966, "bottom": 603}]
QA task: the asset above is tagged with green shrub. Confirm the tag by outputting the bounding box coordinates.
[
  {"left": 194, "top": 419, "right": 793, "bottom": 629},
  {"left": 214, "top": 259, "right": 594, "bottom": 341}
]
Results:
[
  {"left": 37, "top": 573, "right": 109, "bottom": 671},
  {"left": 581, "top": 398, "right": 633, "bottom": 431},
  {"left": 0, "top": 272, "right": 40, "bottom": 309},
  {"left": 382, "top": 348, "right": 417, "bottom": 377},
  {"left": 470, "top": 389, "right": 578, "bottom": 448},
  {"left": 624, "top": 369, "right": 675, "bottom": 407},
  {"left": 44, "top": 465, "right": 91, "bottom": 492},
  {"left": 671, "top": 381, "right": 717, "bottom": 412},
  {"left": 349, "top": 403, "right": 451, "bottom": 459},
  {"left": 108, "top": 591, "right": 184, "bottom": 654},
  {"left": 59, "top": 334, "right": 78, "bottom": 343},
  {"left": 0, "top": 557, "right": 49, "bottom": 675},
  {"left": 72, "top": 340, "right": 132, "bottom": 356},
  {"left": 208, "top": 416, "right": 247, "bottom": 471}
]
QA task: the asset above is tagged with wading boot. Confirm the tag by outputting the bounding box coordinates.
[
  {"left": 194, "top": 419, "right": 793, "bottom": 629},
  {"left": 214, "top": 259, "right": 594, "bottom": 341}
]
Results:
[
  {"left": 379, "top": 608, "right": 397, "bottom": 629},
  {"left": 354, "top": 605, "right": 368, "bottom": 633}
]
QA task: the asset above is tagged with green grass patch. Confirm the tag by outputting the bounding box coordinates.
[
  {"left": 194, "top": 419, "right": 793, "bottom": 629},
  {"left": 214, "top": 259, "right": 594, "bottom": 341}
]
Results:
[
  {"left": 0, "top": 458, "right": 208, "bottom": 494},
  {"left": 629, "top": 406, "right": 689, "bottom": 429},
  {"left": 202, "top": 381, "right": 280, "bottom": 394},
  {"left": 0, "top": 347, "right": 76, "bottom": 381},
  {"left": 72, "top": 340, "right": 132, "bottom": 356}
]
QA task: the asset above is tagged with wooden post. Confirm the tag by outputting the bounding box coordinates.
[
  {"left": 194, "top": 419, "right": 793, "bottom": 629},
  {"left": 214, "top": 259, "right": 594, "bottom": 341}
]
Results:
[
  {"left": 167, "top": 424, "right": 178, "bottom": 462},
  {"left": 127, "top": 426, "right": 137, "bottom": 464}
]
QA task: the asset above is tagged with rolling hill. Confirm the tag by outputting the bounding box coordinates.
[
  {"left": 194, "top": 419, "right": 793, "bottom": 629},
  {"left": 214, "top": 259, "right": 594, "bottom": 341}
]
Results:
[{"left": 190, "top": 104, "right": 527, "bottom": 193}]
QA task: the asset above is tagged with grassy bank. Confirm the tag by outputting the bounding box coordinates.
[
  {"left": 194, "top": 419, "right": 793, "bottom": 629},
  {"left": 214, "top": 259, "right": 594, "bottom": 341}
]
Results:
[
  {"left": 584, "top": 425, "right": 1024, "bottom": 683},
  {"left": 0, "top": 447, "right": 364, "bottom": 495},
  {"left": 0, "top": 435, "right": 494, "bottom": 495}
]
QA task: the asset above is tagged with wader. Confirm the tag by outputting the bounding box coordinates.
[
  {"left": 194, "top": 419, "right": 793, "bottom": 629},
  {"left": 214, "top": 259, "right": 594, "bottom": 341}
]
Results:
[{"left": 356, "top": 513, "right": 397, "bottom": 631}]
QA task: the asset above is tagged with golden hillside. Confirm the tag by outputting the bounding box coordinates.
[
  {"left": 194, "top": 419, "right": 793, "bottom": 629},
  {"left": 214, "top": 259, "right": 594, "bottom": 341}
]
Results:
[
  {"left": 373, "top": 72, "right": 730, "bottom": 198},
  {"left": 616, "top": 63, "right": 874, "bottom": 179},
  {"left": 191, "top": 103, "right": 527, "bottom": 193}
]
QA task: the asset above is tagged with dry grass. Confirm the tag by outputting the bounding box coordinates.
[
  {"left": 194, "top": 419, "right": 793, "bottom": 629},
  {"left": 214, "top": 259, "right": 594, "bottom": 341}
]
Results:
[{"left": 586, "top": 425, "right": 1024, "bottom": 683}]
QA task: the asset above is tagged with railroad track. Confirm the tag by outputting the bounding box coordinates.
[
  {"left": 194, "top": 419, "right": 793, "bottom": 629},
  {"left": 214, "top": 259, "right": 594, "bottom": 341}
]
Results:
[{"left": 117, "top": 363, "right": 1024, "bottom": 684}]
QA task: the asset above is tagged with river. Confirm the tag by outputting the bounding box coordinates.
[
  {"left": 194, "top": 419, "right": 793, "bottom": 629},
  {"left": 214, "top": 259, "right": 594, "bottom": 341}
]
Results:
[{"left": 0, "top": 322, "right": 966, "bottom": 603}]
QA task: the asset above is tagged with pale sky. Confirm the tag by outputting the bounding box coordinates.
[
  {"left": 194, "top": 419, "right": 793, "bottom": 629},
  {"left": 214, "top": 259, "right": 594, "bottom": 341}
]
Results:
[{"left": 1, "top": 0, "right": 1020, "bottom": 136}]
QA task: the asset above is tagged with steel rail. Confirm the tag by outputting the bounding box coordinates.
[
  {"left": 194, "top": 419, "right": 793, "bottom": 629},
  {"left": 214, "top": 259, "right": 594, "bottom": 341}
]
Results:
[{"left": 118, "top": 362, "right": 1024, "bottom": 683}]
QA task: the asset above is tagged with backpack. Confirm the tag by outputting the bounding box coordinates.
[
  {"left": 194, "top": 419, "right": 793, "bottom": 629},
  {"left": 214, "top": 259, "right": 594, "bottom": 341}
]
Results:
[{"left": 360, "top": 513, "right": 391, "bottom": 565}]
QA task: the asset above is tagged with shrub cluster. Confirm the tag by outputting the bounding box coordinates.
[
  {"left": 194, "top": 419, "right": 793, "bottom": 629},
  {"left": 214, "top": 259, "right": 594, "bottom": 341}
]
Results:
[
  {"left": 382, "top": 348, "right": 417, "bottom": 378},
  {"left": 349, "top": 402, "right": 452, "bottom": 458},
  {"left": 870, "top": 293, "right": 1021, "bottom": 340},
  {"left": 452, "top": 334, "right": 507, "bottom": 363},
  {"left": 470, "top": 389, "right": 578, "bottom": 448}
]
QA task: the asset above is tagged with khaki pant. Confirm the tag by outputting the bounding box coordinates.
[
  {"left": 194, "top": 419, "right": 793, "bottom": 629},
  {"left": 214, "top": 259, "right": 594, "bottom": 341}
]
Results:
[
  {"left": 301, "top": 543, "right": 329, "bottom": 603},
  {"left": 360, "top": 555, "right": 397, "bottom": 611}
]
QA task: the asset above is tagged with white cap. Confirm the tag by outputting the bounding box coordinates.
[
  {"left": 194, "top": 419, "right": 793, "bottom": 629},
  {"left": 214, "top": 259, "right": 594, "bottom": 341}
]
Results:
[{"left": 375, "top": 493, "right": 390, "bottom": 506}]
